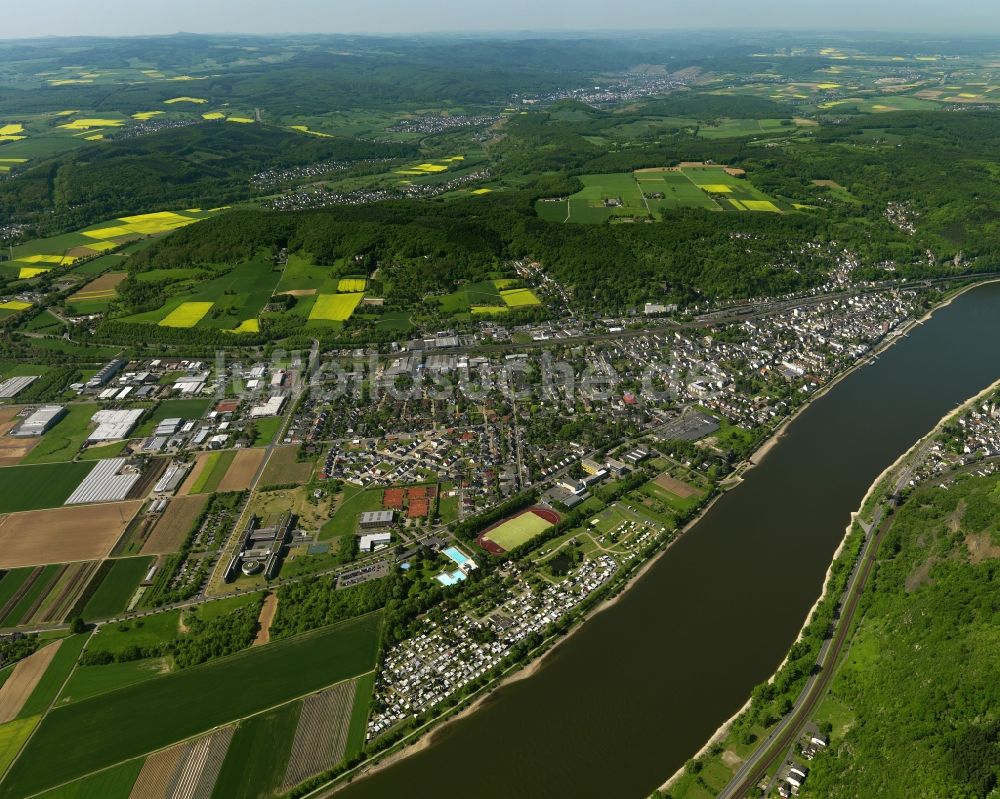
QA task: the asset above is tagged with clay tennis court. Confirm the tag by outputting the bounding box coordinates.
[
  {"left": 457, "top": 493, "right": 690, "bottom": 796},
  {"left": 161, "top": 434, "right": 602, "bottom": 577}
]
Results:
[
  {"left": 0, "top": 640, "right": 62, "bottom": 723},
  {"left": 0, "top": 501, "right": 142, "bottom": 567},
  {"left": 217, "top": 448, "right": 265, "bottom": 492},
  {"left": 654, "top": 473, "right": 700, "bottom": 498},
  {"left": 141, "top": 495, "right": 209, "bottom": 555}
]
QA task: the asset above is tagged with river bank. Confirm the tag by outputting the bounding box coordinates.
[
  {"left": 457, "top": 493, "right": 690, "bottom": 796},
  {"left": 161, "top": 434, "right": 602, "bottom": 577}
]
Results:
[
  {"left": 657, "top": 335, "right": 1000, "bottom": 797},
  {"left": 333, "top": 279, "right": 1000, "bottom": 799}
]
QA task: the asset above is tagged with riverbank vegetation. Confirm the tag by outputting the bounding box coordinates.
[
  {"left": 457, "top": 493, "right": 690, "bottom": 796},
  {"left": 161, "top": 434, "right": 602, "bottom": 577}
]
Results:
[{"left": 801, "top": 473, "right": 1000, "bottom": 798}]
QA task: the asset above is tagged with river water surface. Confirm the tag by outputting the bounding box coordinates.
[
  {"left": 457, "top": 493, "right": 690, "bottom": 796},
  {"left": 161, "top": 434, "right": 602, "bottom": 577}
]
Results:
[{"left": 338, "top": 283, "right": 1000, "bottom": 799}]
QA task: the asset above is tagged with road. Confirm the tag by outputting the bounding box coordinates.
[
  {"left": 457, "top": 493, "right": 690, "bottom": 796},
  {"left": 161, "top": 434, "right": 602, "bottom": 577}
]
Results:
[
  {"left": 717, "top": 442, "right": 928, "bottom": 798},
  {"left": 205, "top": 339, "right": 318, "bottom": 594}
]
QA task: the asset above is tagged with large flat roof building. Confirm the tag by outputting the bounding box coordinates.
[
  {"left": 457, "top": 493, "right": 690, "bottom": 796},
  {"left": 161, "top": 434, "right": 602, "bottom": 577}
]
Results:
[
  {"left": 88, "top": 409, "right": 144, "bottom": 441},
  {"left": 13, "top": 405, "right": 66, "bottom": 437},
  {"left": 359, "top": 510, "right": 395, "bottom": 529},
  {"left": 0, "top": 375, "right": 39, "bottom": 399}
]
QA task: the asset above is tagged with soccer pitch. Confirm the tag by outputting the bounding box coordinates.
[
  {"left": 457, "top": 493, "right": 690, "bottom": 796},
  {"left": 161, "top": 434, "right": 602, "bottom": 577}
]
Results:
[{"left": 482, "top": 510, "right": 555, "bottom": 552}]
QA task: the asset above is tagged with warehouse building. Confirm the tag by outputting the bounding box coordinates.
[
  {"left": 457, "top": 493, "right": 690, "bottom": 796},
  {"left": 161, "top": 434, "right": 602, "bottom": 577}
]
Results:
[
  {"left": 13, "top": 405, "right": 66, "bottom": 437},
  {"left": 153, "top": 462, "right": 189, "bottom": 494},
  {"left": 88, "top": 408, "right": 144, "bottom": 441},
  {"left": 86, "top": 358, "right": 126, "bottom": 389}
]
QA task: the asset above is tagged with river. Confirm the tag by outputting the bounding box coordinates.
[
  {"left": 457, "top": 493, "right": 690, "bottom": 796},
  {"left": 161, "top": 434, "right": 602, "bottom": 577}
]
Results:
[{"left": 337, "top": 282, "right": 1000, "bottom": 799}]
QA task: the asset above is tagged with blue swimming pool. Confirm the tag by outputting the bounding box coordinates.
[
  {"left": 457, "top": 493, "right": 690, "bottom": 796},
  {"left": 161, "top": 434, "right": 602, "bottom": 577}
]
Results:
[{"left": 443, "top": 546, "right": 471, "bottom": 567}]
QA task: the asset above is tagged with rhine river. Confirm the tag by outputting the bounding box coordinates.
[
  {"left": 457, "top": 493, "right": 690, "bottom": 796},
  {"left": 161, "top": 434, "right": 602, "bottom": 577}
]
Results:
[{"left": 338, "top": 282, "right": 1000, "bottom": 799}]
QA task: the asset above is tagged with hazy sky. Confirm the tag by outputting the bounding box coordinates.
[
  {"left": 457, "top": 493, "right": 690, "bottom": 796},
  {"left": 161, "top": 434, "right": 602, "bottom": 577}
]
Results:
[{"left": 4, "top": 0, "right": 1000, "bottom": 38}]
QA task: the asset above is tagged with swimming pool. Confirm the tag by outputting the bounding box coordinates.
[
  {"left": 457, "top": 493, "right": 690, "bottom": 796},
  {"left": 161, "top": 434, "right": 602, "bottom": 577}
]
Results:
[
  {"left": 435, "top": 569, "right": 467, "bottom": 586},
  {"left": 443, "top": 546, "right": 473, "bottom": 568}
]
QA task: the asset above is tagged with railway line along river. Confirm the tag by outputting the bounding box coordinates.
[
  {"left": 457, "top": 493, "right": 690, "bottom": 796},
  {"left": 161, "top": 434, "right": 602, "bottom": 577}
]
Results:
[{"left": 336, "top": 282, "right": 1000, "bottom": 799}]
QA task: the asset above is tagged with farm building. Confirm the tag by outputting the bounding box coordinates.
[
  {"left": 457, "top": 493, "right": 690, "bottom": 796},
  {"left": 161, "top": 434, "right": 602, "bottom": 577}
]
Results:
[
  {"left": 12, "top": 405, "right": 66, "bottom": 437},
  {"left": 0, "top": 375, "right": 39, "bottom": 398}
]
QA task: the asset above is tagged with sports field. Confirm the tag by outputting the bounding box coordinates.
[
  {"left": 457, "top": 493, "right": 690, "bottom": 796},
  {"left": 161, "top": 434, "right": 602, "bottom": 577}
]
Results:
[
  {"left": 479, "top": 508, "right": 559, "bottom": 553},
  {"left": 1, "top": 613, "right": 383, "bottom": 798},
  {"left": 308, "top": 293, "right": 364, "bottom": 322}
]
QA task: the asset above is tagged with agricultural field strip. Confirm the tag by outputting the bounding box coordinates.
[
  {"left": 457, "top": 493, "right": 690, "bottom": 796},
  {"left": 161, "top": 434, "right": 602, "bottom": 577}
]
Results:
[
  {"left": 281, "top": 678, "right": 357, "bottom": 789},
  {"left": 1, "top": 613, "right": 381, "bottom": 797},
  {"left": 17, "top": 671, "right": 373, "bottom": 799}
]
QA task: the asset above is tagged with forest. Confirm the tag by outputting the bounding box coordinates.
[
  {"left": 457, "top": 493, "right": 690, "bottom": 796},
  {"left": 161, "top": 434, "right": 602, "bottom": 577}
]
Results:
[{"left": 802, "top": 473, "right": 1000, "bottom": 798}]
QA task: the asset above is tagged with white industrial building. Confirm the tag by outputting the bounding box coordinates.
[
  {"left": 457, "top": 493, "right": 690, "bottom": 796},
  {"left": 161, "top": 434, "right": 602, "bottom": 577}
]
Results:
[
  {"left": 359, "top": 532, "right": 392, "bottom": 552},
  {"left": 88, "top": 409, "right": 144, "bottom": 441},
  {"left": 13, "top": 405, "right": 66, "bottom": 437},
  {"left": 249, "top": 395, "right": 286, "bottom": 418}
]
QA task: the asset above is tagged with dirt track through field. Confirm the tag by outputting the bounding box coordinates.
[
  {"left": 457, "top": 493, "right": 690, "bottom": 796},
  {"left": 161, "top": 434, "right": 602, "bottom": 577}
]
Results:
[
  {"left": 0, "top": 501, "right": 143, "bottom": 568},
  {"left": 252, "top": 593, "right": 278, "bottom": 647},
  {"left": 141, "top": 495, "right": 209, "bottom": 555},
  {"left": 0, "top": 640, "right": 62, "bottom": 723},
  {"left": 216, "top": 448, "right": 264, "bottom": 493}
]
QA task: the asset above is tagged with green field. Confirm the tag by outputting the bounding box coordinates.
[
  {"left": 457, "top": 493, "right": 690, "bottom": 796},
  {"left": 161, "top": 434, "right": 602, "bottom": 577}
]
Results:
[
  {"left": 33, "top": 759, "right": 144, "bottom": 799},
  {"left": 0, "top": 569, "right": 33, "bottom": 615},
  {"left": 345, "top": 671, "right": 376, "bottom": 758},
  {"left": 482, "top": 510, "right": 555, "bottom": 552},
  {"left": 2, "top": 614, "right": 383, "bottom": 797},
  {"left": 19, "top": 633, "right": 90, "bottom": 719},
  {"left": 320, "top": 486, "right": 384, "bottom": 540},
  {"left": 81, "top": 556, "right": 153, "bottom": 619},
  {"left": 251, "top": 416, "right": 284, "bottom": 447},
  {"left": 567, "top": 172, "right": 648, "bottom": 223},
  {"left": 540, "top": 167, "right": 788, "bottom": 223},
  {"left": 438, "top": 280, "right": 505, "bottom": 315},
  {"left": 210, "top": 703, "right": 299, "bottom": 799},
  {"left": 0, "top": 462, "right": 94, "bottom": 512},
  {"left": 191, "top": 450, "right": 236, "bottom": 494},
  {"left": 21, "top": 404, "right": 98, "bottom": 464},
  {"left": 0, "top": 716, "right": 39, "bottom": 776},
  {"left": 122, "top": 253, "right": 280, "bottom": 330},
  {"left": 57, "top": 658, "right": 171, "bottom": 706},
  {"left": 87, "top": 609, "right": 182, "bottom": 655}
]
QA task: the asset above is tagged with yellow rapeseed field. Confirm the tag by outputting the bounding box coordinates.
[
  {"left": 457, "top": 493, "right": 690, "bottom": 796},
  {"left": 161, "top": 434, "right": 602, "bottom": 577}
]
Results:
[
  {"left": 159, "top": 302, "right": 214, "bottom": 328},
  {"left": 308, "top": 293, "right": 364, "bottom": 322}
]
